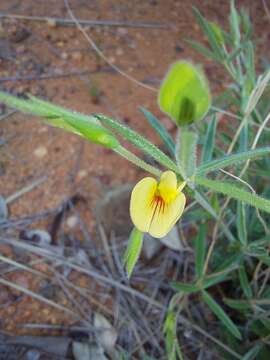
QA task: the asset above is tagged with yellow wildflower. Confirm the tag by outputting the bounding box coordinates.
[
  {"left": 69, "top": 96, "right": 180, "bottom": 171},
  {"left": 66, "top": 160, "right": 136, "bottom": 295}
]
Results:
[{"left": 130, "top": 171, "right": 186, "bottom": 238}]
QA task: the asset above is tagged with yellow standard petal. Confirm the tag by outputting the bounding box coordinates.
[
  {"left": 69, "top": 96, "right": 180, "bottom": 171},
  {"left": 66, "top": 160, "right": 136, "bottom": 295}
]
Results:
[
  {"left": 130, "top": 177, "right": 157, "bottom": 233},
  {"left": 158, "top": 171, "right": 178, "bottom": 203}
]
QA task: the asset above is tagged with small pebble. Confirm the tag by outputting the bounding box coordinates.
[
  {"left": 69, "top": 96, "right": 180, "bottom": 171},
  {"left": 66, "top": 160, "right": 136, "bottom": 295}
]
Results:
[
  {"left": 77, "top": 169, "right": 88, "bottom": 180},
  {"left": 56, "top": 40, "right": 65, "bottom": 48},
  {"left": 117, "top": 27, "right": 128, "bottom": 36},
  {"left": 47, "top": 18, "right": 57, "bottom": 28},
  {"left": 108, "top": 56, "right": 115, "bottom": 64},
  {"left": 38, "top": 126, "right": 48, "bottom": 133},
  {"left": 34, "top": 146, "right": 48, "bottom": 158},
  {"left": 61, "top": 52, "right": 69, "bottom": 60},
  {"left": 116, "top": 48, "right": 124, "bottom": 56},
  {"left": 66, "top": 215, "right": 78, "bottom": 228},
  {"left": 72, "top": 51, "right": 83, "bottom": 61}
]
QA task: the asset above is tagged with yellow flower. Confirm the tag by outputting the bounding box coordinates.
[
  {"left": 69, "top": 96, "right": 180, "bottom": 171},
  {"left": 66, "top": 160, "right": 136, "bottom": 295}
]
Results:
[{"left": 130, "top": 171, "right": 186, "bottom": 238}]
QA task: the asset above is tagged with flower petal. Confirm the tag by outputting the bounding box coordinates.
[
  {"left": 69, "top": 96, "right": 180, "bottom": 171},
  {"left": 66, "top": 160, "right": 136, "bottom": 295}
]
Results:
[
  {"left": 158, "top": 171, "right": 178, "bottom": 203},
  {"left": 149, "top": 192, "right": 186, "bottom": 238},
  {"left": 130, "top": 177, "right": 157, "bottom": 233}
]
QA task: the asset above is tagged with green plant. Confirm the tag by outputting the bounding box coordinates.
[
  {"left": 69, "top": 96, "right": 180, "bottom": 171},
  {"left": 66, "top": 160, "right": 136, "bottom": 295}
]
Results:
[{"left": 0, "top": 1, "right": 270, "bottom": 358}]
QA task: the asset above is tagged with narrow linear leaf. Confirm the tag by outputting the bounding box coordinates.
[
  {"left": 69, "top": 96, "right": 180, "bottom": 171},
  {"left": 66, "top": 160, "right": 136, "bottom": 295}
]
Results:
[
  {"left": 0, "top": 91, "right": 119, "bottom": 149},
  {"left": 163, "top": 310, "right": 184, "bottom": 360},
  {"left": 245, "top": 41, "right": 256, "bottom": 86},
  {"left": 202, "top": 290, "right": 242, "bottom": 339},
  {"left": 202, "top": 272, "right": 231, "bottom": 289},
  {"left": 230, "top": 0, "right": 241, "bottom": 45},
  {"left": 228, "top": 44, "right": 247, "bottom": 62},
  {"left": 240, "top": 8, "right": 252, "bottom": 40},
  {"left": 196, "top": 147, "right": 270, "bottom": 175},
  {"left": 237, "top": 202, "right": 247, "bottom": 246},
  {"left": 123, "top": 228, "right": 144, "bottom": 279},
  {"left": 192, "top": 7, "right": 224, "bottom": 61},
  {"left": 28, "top": 95, "right": 100, "bottom": 124},
  {"left": 242, "top": 345, "right": 261, "bottom": 360},
  {"left": 171, "top": 282, "right": 200, "bottom": 294},
  {"left": 239, "top": 122, "right": 248, "bottom": 152},
  {"left": 238, "top": 265, "right": 252, "bottom": 299},
  {"left": 29, "top": 96, "right": 119, "bottom": 148},
  {"left": 195, "top": 223, "right": 207, "bottom": 278},
  {"left": 185, "top": 39, "right": 220, "bottom": 62},
  {"left": 245, "top": 68, "right": 270, "bottom": 116},
  {"left": 172, "top": 271, "right": 231, "bottom": 295},
  {"left": 0, "top": 91, "right": 51, "bottom": 117},
  {"left": 194, "top": 176, "right": 270, "bottom": 214},
  {"left": 140, "top": 107, "right": 175, "bottom": 156},
  {"left": 201, "top": 114, "right": 217, "bottom": 163},
  {"left": 224, "top": 298, "right": 251, "bottom": 311},
  {"left": 95, "top": 114, "right": 179, "bottom": 173},
  {"left": 216, "top": 253, "right": 242, "bottom": 273},
  {"left": 194, "top": 191, "right": 236, "bottom": 242}
]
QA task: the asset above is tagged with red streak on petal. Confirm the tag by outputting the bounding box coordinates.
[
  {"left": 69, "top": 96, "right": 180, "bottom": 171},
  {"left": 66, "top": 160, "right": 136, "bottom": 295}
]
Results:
[{"left": 149, "top": 196, "right": 166, "bottom": 226}]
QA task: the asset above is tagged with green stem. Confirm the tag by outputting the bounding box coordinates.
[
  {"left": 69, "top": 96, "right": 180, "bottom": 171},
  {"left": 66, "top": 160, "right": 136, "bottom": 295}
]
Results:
[{"left": 115, "top": 145, "right": 161, "bottom": 177}]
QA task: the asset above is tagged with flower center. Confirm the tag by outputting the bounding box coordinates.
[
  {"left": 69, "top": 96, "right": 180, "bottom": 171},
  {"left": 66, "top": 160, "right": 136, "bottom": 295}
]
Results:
[
  {"left": 156, "top": 186, "right": 178, "bottom": 204},
  {"left": 157, "top": 171, "right": 179, "bottom": 204},
  {"left": 150, "top": 195, "right": 166, "bottom": 216}
]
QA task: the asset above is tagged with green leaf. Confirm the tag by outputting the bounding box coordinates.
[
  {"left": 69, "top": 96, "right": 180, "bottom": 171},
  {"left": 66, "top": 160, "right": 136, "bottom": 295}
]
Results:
[
  {"left": 195, "top": 223, "right": 207, "bottom": 278},
  {"left": 163, "top": 310, "right": 181, "bottom": 360},
  {"left": 171, "top": 282, "right": 200, "bottom": 294},
  {"left": 192, "top": 7, "right": 224, "bottom": 61},
  {"left": 238, "top": 265, "right": 252, "bottom": 299},
  {"left": 172, "top": 272, "right": 231, "bottom": 295},
  {"left": 196, "top": 147, "right": 270, "bottom": 175},
  {"left": 230, "top": 0, "right": 241, "bottom": 45},
  {"left": 201, "top": 114, "right": 217, "bottom": 163},
  {"left": 242, "top": 345, "right": 261, "bottom": 360},
  {"left": 194, "top": 176, "right": 270, "bottom": 214},
  {"left": 0, "top": 91, "right": 54, "bottom": 117},
  {"left": 227, "top": 44, "right": 247, "bottom": 62},
  {"left": 224, "top": 298, "right": 251, "bottom": 311},
  {"left": 202, "top": 272, "right": 230, "bottom": 289},
  {"left": 239, "top": 122, "right": 248, "bottom": 152},
  {"left": 237, "top": 202, "right": 247, "bottom": 246},
  {"left": 245, "top": 68, "right": 270, "bottom": 116},
  {"left": 176, "top": 130, "right": 197, "bottom": 177},
  {"left": 240, "top": 8, "right": 252, "bottom": 40},
  {"left": 216, "top": 253, "right": 242, "bottom": 273},
  {"left": 123, "top": 228, "right": 144, "bottom": 279},
  {"left": 95, "top": 114, "right": 179, "bottom": 173},
  {"left": 210, "top": 193, "right": 220, "bottom": 214},
  {"left": 140, "top": 107, "right": 175, "bottom": 156},
  {"left": 158, "top": 61, "right": 211, "bottom": 126},
  {"left": 245, "top": 41, "right": 256, "bottom": 87},
  {"left": 0, "top": 91, "right": 119, "bottom": 149},
  {"left": 194, "top": 191, "right": 236, "bottom": 242},
  {"left": 185, "top": 39, "right": 220, "bottom": 62},
  {"left": 209, "top": 21, "right": 225, "bottom": 45},
  {"left": 202, "top": 290, "right": 242, "bottom": 339}
]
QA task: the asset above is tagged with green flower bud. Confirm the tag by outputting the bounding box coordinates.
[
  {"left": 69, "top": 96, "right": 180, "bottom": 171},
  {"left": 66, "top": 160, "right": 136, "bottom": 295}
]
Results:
[
  {"left": 63, "top": 116, "right": 119, "bottom": 149},
  {"left": 158, "top": 61, "right": 211, "bottom": 127}
]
